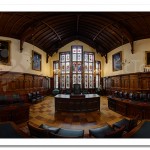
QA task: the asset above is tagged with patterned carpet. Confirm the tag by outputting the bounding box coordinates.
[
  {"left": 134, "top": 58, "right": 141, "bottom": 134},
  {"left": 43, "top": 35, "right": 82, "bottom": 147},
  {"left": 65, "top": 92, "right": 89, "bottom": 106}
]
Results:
[{"left": 18, "top": 95, "right": 126, "bottom": 137}]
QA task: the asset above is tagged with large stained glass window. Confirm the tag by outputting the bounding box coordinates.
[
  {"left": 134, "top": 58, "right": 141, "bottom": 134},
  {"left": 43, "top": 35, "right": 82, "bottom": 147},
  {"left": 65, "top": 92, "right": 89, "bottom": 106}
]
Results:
[
  {"left": 60, "top": 52, "right": 70, "bottom": 89},
  {"left": 53, "top": 61, "right": 59, "bottom": 89},
  {"left": 53, "top": 45, "right": 101, "bottom": 92},
  {"left": 71, "top": 46, "right": 83, "bottom": 88},
  {"left": 84, "top": 52, "right": 94, "bottom": 89}
]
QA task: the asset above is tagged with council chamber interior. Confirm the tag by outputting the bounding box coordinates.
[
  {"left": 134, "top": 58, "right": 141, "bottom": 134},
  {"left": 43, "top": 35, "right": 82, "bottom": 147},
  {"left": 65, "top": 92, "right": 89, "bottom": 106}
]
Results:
[{"left": 0, "top": 12, "right": 150, "bottom": 139}]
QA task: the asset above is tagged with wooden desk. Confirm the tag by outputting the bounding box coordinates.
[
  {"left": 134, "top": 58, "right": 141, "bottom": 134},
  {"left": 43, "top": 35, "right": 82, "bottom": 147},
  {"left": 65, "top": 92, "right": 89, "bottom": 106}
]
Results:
[
  {"left": 108, "top": 96, "right": 150, "bottom": 119},
  {"left": 55, "top": 94, "right": 100, "bottom": 112}
]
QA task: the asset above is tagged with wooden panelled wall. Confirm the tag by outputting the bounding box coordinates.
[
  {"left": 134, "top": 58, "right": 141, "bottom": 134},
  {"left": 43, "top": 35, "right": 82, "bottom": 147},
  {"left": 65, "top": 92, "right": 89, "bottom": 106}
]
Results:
[
  {"left": 103, "top": 72, "right": 150, "bottom": 95},
  {"left": 0, "top": 71, "right": 52, "bottom": 101}
]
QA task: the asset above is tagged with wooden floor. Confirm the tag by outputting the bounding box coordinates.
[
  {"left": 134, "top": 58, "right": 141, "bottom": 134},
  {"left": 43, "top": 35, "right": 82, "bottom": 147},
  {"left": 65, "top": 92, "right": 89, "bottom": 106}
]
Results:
[{"left": 18, "top": 95, "right": 128, "bottom": 136}]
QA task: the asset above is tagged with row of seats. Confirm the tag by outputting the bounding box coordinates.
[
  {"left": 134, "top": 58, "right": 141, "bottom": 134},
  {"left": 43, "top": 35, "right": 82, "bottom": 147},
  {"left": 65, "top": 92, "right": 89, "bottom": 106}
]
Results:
[
  {"left": 0, "top": 94, "right": 24, "bottom": 105},
  {"left": 27, "top": 115, "right": 139, "bottom": 138},
  {"left": 27, "top": 91, "right": 44, "bottom": 103},
  {"left": 113, "top": 91, "right": 150, "bottom": 101},
  {"left": 27, "top": 122, "right": 84, "bottom": 138},
  {"left": 89, "top": 114, "right": 139, "bottom": 138}
]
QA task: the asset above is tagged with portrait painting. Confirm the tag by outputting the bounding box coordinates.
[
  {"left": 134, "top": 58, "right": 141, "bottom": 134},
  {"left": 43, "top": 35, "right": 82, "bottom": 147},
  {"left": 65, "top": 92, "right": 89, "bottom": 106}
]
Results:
[
  {"left": 32, "top": 50, "right": 42, "bottom": 71},
  {"left": 145, "top": 51, "right": 150, "bottom": 66},
  {"left": 0, "top": 40, "right": 11, "bottom": 65},
  {"left": 112, "top": 51, "right": 122, "bottom": 71}
]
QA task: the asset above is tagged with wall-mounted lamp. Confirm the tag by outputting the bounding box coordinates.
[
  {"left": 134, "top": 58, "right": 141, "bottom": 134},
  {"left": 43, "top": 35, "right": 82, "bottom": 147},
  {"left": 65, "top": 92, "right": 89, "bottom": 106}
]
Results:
[
  {"left": 53, "top": 69, "right": 60, "bottom": 74},
  {"left": 121, "top": 59, "right": 130, "bottom": 66}
]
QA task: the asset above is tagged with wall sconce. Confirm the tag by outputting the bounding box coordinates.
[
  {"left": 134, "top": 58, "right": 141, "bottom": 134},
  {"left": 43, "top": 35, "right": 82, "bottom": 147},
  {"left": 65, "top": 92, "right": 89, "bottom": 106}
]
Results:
[
  {"left": 94, "top": 69, "right": 101, "bottom": 74},
  {"left": 144, "top": 67, "right": 150, "bottom": 72},
  {"left": 121, "top": 59, "right": 130, "bottom": 66},
  {"left": 26, "top": 56, "right": 34, "bottom": 64},
  {"left": 53, "top": 69, "right": 60, "bottom": 74}
]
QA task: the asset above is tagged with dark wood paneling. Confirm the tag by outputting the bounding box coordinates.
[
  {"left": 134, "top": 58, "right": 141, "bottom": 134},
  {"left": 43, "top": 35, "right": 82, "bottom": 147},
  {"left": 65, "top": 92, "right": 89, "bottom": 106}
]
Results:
[
  {"left": 108, "top": 96, "right": 149, "bottom": 119},
  {"left": 129, "top": 74, "right": 139, "bottom": 91},
  {"left": 0, "top": 71, "right": 52, "bottom": 97},
  {"left": 104, "top": 72, "right": 150, "bottom": 94},
  {"left": 121, "top": 75, "right": 129, "bottom": 91},
  {"left": 0, "top": 103, "right": 30, "bottom": 124}
]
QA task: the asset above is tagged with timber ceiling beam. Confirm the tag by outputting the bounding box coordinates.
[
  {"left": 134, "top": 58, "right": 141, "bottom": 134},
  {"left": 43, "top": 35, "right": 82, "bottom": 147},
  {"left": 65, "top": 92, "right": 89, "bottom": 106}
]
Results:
[
  {"left": 116, "top": 23, "right": 134, "bottom": 54},
  {"left": 20, "top": 27, "right": 35, "bottom": 52},
  {"left": 19, "top": 14, "right": 61, "bottom": 53},
  {"left": 92, "top": 15, "right": 134, "bottom": 54}
]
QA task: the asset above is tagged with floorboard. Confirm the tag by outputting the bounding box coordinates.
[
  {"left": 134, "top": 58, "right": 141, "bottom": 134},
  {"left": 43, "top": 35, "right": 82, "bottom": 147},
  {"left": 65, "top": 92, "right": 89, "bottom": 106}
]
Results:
[{"left": 18, "top": 96, "right": 128, "bottom": 137}]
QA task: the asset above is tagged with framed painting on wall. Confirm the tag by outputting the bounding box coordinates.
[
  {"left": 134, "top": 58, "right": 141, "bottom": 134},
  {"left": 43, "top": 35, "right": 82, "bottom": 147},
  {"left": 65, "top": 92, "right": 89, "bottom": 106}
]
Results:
[
  {"left": 112, "top": 51, "right": 122, "bottom": 71},
  {"left": 0, "top": 40, "right": 11, "bottom": 65},
  {"left": 145, "top": 51, "right": 150, "bottom": 67},
  {"left": 32, "top": 50, "right": 42, "bottom": 71}
]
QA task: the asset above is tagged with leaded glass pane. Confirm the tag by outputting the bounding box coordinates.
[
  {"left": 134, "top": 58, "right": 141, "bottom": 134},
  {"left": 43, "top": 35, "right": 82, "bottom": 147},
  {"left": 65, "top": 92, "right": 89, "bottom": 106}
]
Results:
[
  {"left": 72, "top": 62, "right": 77, "bottom": 73},
  {"left": 61, "top": 75, "right": 65, "bottom": 88},
  {"left": 73, "top": 48, "right": 76, "bottom": 53},
  {"left": 77, "top": 48, "right": 82, "bottom": 53},
  {"left": 89, "top": 63, "right": 93, "bottom": 73},
  {"left": 77, "top": 62, "right": 82, "bottom": 73},
  {"left": 85, "top": 62, "right": 88, "bottom": 73},
  {"left": 72, "top": 54, "right": 76, "bottom": 61},
  {"left": 66, "top": 74, "right": 70, "bottom": 88},
  {"left": 56, "top": 75, "right": 59, "bottom": 88},
  {"left": 73, "top": 74, "right": 77, "bottom": 84},
  {"left": 84, "top": 53, "right": 88, "bottom": 61},
  {"left": 66, "top": 54, "right": 70, "bottom": 61},
  {"left": 61, "top": 63, "right": 65, "bottom": 73},
  {"left": 89, "top": 74, "right": 93, "bottom": 88},
  {"left": 96, "top": 75, "right": 98, "bottom": 88},
  {"left": 77, "top": 54, "right": 82, "bottom": 61},
  {"left": 66, "top": 62, "right": 70, "bottom": 73},
  {"left": 84, "top": 74, "right": 88, "bottom": 88},
  {"left": 89, "top": 54, "right": 93, "bottom": 62},
  {"left": 61, "top": 54, "right": 65, "bottom": 62},
  {"left": 78, "top": 74, "right": 82, "bottom": 84}
]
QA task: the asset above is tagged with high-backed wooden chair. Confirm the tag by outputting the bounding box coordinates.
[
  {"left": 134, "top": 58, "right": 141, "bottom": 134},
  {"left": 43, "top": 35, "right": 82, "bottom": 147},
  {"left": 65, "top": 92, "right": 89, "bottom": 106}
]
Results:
[{"left": 27, "top": 122, "right": 48, "bottom": 138}]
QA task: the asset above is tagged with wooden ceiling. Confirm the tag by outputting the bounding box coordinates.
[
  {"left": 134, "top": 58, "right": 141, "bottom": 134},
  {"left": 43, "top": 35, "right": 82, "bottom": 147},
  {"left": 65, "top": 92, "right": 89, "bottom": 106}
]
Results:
[{"left": 1, "top": 12, "right": 150, "bottom": 56}]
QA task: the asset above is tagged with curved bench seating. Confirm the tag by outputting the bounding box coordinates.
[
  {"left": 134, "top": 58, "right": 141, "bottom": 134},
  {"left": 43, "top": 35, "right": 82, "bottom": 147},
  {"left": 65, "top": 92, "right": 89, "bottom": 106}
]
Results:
[
  {"left": 27, "top": 122, "right": 84, "bottom": 138},
  {"left": 89, "top": 124, "right": 125, "bottom": 138}
]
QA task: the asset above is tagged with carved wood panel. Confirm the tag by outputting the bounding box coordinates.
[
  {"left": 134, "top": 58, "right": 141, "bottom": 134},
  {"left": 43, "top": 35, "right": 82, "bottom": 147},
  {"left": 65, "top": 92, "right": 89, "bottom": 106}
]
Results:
[
  {"left": 121, "top": 75, "right": 129, "bottom": 91},
  {"left": 0, "top": 71, "right": 50, "bottom": 95},
  {"left": 129, "top": 74, "right": 139, "bottom": 91},
  {"left": 105, "top": 72, "right": 150, "bottom": 94}
]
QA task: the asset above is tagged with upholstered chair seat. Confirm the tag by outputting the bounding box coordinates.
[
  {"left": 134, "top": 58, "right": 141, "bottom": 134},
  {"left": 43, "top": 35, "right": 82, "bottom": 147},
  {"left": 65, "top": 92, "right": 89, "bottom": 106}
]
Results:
[
  {"left": 52, "top": 89, "right": 60, "bottom": 96},
  {"left": 56, "top": 128, "right": 84, "bottom": 138},
  {"left": 39, "top": 124, "right": 60, "bottom": 134},
  {"left": 112, "top": 114, "right": 139, "bottom": 132},
  {"left": 123, "top": 92, "right": 128, "bottom": 99},
  {"left": 89, "top": 124, "right": 125, "bottom": 138},
  {"left": 112, "top": 118, "right": 130, "bottom": 131},
  {"left": 129, "top": 92, "right": 133, "bottom": 100},
  {"left": 89, "top": 125, "right": 114, "bottom": 138},
  {"left": 39, "top": 124, "right": 84, "bottom": 138}
]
